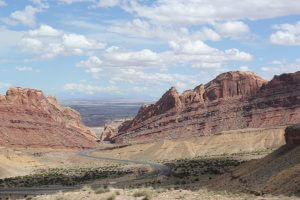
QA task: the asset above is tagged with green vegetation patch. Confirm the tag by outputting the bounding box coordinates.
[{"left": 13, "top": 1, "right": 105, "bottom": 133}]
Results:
[
  {"left": 164, "top": 157, "right": 244, "bottom": 178},
  {"left": 0, "top": 166, "right": 133, "bottom": 188}
]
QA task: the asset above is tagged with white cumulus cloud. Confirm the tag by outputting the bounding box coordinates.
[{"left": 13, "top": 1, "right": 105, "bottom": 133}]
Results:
[
  {"left": 168, "top": 39, "right": 252, "bottom": 68},
  {"left": 20, "top": 37, "right": 44, "bottom": 52},
  {"left": 125, "top": 0, "right": 300, "bottom": 25},
  {"left": 20, "top": 25, "right": 106, "bottom": 59},
  {"left": 170, "top": 40, "right": 216, "bottom": 55},
  {"left": 10, "top": 5, "right": 41, "bottom": 27},
  {"left": 63, "top": 34, "right": 92, "bottom": 49},
  {"left": 76, "top": 56, "right": 103, "bottom": 78},
  {"left": 29, "top": 24, "right": 61, "bottom": 37},
  {"left": 270, "top": 21, "right": 300, "bottom": 45},
  {"left": 214, "top": 21, "right": 250, "bottom": 38},
  {"left": 104, "top": 48, "right": 161, "bottom": 68}
]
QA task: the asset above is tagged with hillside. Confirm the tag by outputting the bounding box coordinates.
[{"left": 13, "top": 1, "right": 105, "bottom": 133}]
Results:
[
  {"left": 213, "top": 145, "right": 299, "bottom": 196},
  {"left": 112, "top": 71, "right": 300, "bottom": 144},
  {"left": 0, "top": 87, "right": 98, "bottom": 148}
]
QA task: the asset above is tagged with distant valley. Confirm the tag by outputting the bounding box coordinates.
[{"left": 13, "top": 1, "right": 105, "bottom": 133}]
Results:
[{"left": 67, "top": 102, "right": 145, "bottom": 127}]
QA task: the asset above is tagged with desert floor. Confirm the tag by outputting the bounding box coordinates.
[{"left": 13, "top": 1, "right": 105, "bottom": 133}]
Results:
[{"left": 0, "top": 127, "right": 299, "bottom": 200}]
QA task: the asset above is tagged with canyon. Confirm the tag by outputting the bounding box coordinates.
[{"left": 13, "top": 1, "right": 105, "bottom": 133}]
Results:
[
  {"left": 112, "top": 71, "right": 300, "bottom": 144},
  {"left": 0, "top": 73, "right": 299, "bottom": 199}
]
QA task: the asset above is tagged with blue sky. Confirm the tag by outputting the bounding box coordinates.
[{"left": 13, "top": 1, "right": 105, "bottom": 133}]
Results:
[{"left": 0, "top": 0, "right": 300, "bottom": 100}]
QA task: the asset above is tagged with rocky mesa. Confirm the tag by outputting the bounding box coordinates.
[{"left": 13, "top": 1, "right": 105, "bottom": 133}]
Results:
[
  {"left": 0, "top": 87, "right": 98, "bottom": 148},
  {"left": 113, "top": 71, "right": 300, "bottom": 144}
]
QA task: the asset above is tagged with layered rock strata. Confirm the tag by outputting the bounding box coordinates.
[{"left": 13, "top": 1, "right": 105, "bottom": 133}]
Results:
[
  {"left": 113, "top": 71, "right": 300, "bottom": 144},
  {"left": 0, "top": 87, "right": 97, "bottom": 148}
]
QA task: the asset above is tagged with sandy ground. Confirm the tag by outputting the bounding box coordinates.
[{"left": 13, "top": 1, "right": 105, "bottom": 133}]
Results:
[
  {"left": 31, "top": 186, "right": 299, "bottom": 200},
  {"left": 0, "top": 147, "right": 119, "bottom": 179},
  {"left": 91, "top": 127, "right": 285, "bottom": 161}
]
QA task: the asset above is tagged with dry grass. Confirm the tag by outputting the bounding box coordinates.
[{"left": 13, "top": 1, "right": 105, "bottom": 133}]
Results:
[
  {"left": 30, "top": 187, "right": 298, "bottom": 200},
  {"left": 93, "top": 187, "right": 111, "bottom": 194},
  {"left": 133, "top": 189, "right": 153, "bottom": 199}
]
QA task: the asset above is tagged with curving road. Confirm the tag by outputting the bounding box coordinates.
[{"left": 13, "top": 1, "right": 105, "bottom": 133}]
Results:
[
  {"left": 0, "top": 147, "right": 170, "bottom": 198},
  {"left": 79, "top": 148, "right": 170, "bottom": 176}
]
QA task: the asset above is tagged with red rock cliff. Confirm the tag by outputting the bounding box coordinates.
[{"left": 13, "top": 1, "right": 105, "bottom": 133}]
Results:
[
  {"left": 114, "top": 71, "right": 300, "bottom": 144},
  {"left": 0, "top": 87, "right": 97, "bottom": 148}
]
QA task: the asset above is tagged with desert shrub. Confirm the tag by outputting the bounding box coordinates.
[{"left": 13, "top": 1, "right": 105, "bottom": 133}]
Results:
[
  {"left": 133, "top": 189, "right": 152, "bottom": 199},
  {"left": 93, "top": 187, "right": 110, "bottom": 194},
  {"left": 0, "top": 167, "right": 133, "bottom": 188},
  {"left": 164, "top": 157, "right": 244, "bottom": 178},
  {"left": 156, "top": 188, "right": 167, "bottom": 193}
]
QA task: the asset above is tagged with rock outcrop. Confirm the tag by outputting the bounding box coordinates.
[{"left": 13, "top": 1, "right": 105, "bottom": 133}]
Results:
[
  {"left": 99, "top": 119, "right": 129, "bottom": 142},
  {"left": 0, "top": 87, "right": 97, "bottom": 148},
  {"left": 285, "top": 124, "right": 300, "bottom": 146},
  {"left": 113, "top": 71, "right": 300, "bottom": 144},
  {"left": 99, "top": 125, "right": 118, "bottom": 142}
]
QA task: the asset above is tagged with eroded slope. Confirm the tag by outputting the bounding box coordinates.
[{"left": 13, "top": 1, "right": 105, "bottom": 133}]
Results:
[
  {"left": 114, "top": 71, "right": 300, "bottom": 144},
  {"left": 0, "top": 87, "right": 97, "bottom": 148}
]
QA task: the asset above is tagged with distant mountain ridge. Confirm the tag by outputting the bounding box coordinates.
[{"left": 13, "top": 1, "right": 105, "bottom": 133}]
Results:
[{"left": 112, "top": 71, "right": 300, "bottom": 144}]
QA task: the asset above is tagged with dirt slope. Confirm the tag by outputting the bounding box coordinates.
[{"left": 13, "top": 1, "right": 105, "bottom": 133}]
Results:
[
  {"left": 91, "top": 127, "right": 285, "bottom": 161},
  {"left": 213, "top": 145, "right": 300, "bottom": 196}
]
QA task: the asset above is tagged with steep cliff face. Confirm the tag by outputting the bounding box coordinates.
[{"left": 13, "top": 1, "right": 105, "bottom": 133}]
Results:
[
  {"left": 114, "top": 71, "right": 300, "bottom": 144},
  {"left": 118, "top": 87, "right": 182, "bottom": 133},
  {"left": 204, "top": 71, "right": 266, "bottom": 101},
  {"left": 0, "top": 87, "right": 97, "bottom": 148}
]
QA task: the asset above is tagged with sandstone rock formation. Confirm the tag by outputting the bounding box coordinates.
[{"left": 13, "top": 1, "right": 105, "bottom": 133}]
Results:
[
  {"left": 99, "top": 125, "right": 117, "bottom": 142},
  {"left": 0, "top": 87, "right": 98, "bottom": 148},
  {"left": 99, "top": 119, "right": 129, "bottom": 142},
  {"left": 285, "top": 124, "right": 300, "bottom": 146},
  {"left": 113, "top": 71, "right": 300, "bottom": 144}
]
